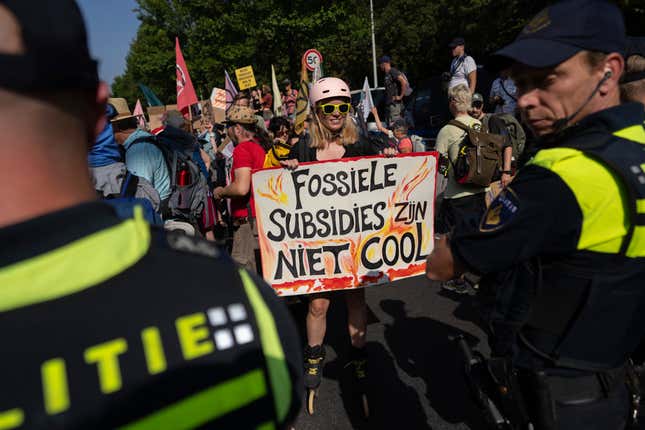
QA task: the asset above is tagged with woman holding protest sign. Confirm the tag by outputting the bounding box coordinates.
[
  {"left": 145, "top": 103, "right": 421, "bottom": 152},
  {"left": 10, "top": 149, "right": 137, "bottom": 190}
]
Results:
[{"left": 281, "top": 77, "right": 396, "bottom": 417}]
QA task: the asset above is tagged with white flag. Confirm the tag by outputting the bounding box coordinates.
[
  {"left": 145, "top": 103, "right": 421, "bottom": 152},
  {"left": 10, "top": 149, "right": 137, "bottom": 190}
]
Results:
[
  {"left": 271, "top": 65, "right": 283, "bottom": 116},
  {"left": 360, "top": 77, "right": 374, "bottom": 121}
]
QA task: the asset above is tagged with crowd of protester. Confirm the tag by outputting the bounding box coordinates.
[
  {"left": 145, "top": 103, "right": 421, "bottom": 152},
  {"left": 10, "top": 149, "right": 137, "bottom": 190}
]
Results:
[{"left": 13, "top": 0, "right": 645, "bottom": 424}]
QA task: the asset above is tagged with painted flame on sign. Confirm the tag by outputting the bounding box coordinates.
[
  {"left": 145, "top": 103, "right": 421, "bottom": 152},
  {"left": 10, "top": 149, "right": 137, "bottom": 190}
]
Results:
[{"left": 257, "top": 172, "right": 289, "bottom": 205}]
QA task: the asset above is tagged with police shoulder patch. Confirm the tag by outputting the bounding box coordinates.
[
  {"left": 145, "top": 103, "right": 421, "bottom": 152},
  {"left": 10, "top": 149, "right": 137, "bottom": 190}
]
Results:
[{"left": 480, "top": 187, "right": 520, "bottom": 232}]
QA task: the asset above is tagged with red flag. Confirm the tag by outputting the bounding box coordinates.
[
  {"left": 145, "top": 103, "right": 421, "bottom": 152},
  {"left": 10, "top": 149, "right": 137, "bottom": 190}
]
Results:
[{"left": 175, "top": 37, "right": 198, "bottom": 115}]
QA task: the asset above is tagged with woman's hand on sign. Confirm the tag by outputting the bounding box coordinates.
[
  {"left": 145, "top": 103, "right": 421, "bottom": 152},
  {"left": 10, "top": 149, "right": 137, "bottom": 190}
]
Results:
[
  {"left": 382, "top": 147, "right": 398, "bottom": 157},
  {"left": 280, "top": 159, "right": 299, "bottom": 170}
]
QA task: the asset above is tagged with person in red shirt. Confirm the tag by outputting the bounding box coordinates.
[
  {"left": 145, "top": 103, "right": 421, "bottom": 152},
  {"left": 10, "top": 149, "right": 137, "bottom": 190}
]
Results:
[{"left": 214, "top": 106, "right": 268, "bottom": 272}]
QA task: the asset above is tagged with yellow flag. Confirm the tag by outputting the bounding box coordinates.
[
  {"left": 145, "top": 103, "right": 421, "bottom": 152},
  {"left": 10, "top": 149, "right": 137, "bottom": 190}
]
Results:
[{"left": 294, "top": 57, "right": 310, "bottom": 136}]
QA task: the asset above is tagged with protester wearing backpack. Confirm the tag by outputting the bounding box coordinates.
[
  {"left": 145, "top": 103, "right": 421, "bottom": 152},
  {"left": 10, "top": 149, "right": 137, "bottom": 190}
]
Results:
[
  {"left": 379, "top": 55, "right": 409, "bottom": 125},
  {"left": 435, "top": 85, "right": 489, "bottom": 293},
  {"left": 114, "top": 114, "right": 171, "bottom": 205},
  {"left": 469, "top": 93, "right": 519, "bottom": 188},
  {"left": 214, "top": 106, "right": 269, "bottom": 273},
  {"left": 89, "top": 104, "right": 162, "bottom": 224},
  {"left": 154, "top": 111, "right": 217, "bottom": 236}
]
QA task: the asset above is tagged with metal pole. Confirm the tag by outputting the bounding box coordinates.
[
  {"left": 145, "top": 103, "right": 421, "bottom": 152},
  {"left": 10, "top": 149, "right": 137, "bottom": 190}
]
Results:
[{"left": 370, "top": 0, "right": 378, "bottom": 88}]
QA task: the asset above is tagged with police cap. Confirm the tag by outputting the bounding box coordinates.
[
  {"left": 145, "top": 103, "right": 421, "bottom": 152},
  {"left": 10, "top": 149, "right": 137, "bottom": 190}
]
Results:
[{"left": 492, "top": 0, "right": 626, "bottom": 68}]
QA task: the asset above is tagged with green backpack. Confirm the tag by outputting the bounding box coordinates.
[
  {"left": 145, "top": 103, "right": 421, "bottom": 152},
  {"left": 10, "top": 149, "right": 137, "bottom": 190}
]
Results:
[{"left": 482, "top": 113, "right": 527, "bottom": 160}]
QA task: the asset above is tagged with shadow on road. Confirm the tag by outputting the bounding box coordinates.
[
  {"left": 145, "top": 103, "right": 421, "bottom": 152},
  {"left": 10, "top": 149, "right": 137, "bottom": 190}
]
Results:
[
  {"left": 324, "top": 341, "right": 431, "bottom": 429},
  {"left": 381, "top": 298, "right": 487, "bottom": 429}
]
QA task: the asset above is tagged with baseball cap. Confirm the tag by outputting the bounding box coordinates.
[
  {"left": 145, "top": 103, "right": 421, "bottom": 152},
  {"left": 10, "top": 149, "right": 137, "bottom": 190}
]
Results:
[
  {"left": 224, "top": 106, "right": 257, "bottom": 126},
  {"left": 472, "top": 93, "right": 484, "bottom": 104},
  {"left": 378, "top": 55, "right": 391, "bottom": 64},
  {"left": 491, "top": 0, "right": 626, "bottom": 68},
  {"left": 448, "top": 37, "right": 465, "bottom": 48},
  {"left": 0, "top": 0, "right": 98, "bottom": 91}
]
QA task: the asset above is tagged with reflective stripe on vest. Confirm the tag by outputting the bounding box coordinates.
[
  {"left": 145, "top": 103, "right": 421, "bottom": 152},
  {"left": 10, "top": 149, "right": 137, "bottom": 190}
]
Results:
[
  {"left": 527, "top": 122, "right": 645, "bottom": 258},
  {"left": 118, "top": 368, "right": 273, "bottom": 430},
  {"left": 239, "top": 269, "right": 292, "bottom": 423},
  {"left": 0, "top": 206, "right": 151, "bottom": 313},
  {"left": 527, "top": 148, "right": 630, "bottom": 254}
]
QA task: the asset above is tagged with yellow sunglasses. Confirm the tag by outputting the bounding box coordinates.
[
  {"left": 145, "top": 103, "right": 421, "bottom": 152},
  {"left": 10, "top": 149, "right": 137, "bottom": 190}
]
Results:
[{"left": 319, "top": 102, "right": 351, "bottom": 115}]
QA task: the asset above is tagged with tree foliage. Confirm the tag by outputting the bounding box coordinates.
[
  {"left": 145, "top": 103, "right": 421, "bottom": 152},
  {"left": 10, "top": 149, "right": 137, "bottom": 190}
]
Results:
[{"left": 112, "top": 0, "right": 644, "bottom": 104}]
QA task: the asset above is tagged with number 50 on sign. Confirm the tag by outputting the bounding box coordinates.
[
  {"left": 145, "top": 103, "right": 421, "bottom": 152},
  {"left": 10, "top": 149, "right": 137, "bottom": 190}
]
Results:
[{"left": 303, "top": 49, "right": 323, "bottom": 72}]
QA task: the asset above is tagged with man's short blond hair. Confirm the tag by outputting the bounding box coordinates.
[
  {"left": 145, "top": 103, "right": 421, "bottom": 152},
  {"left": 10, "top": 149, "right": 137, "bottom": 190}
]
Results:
[
  {"left": 448, "top": 84, "right": 472, "bottom": 113},
  {"left": 621, "top": 55, "right": 645, "bottom": 103}
]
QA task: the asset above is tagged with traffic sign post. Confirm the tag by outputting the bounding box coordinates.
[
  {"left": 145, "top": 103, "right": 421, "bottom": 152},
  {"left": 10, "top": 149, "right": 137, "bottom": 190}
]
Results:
[{"left": 303, "top": 49, "right": 323, "bottom": 72}]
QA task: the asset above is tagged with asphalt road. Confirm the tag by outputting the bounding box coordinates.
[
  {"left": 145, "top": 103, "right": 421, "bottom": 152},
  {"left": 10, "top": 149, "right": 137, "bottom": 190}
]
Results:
[{"left": 288, "top": 276, "right": 492, "bottom": 430}]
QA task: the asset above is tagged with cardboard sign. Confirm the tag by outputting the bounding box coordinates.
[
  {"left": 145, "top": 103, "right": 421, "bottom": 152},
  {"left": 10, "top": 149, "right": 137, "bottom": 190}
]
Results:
[
  {"left": 210, "top": 87, "right": 227, "bottom": 110},
  {"left": 252, "top": 153, "right": 438, "bottom": 296},
  {"left": 234, "top": 66, "right": 257, "bottom": 90},
  {"left": 146, "top": 106, "right": 166, "bottom": 131}
]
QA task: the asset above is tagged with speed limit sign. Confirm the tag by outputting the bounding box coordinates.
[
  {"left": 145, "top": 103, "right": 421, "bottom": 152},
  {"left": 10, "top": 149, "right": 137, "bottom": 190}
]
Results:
[{"left": 303, "top": 49, "right": 323, "bottom": 72}]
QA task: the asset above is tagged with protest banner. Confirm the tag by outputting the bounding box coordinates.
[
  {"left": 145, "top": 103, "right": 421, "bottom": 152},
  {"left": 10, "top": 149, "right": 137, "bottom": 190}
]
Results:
[
  {"left": 235, "top": 65, "right": 257, "bottom": 90},
  {"left": 252, "top": 153, "right": 438, "bottom": 296}
]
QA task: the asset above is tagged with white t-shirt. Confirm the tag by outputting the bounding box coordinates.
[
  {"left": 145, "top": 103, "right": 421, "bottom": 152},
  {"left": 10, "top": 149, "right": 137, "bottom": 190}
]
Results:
[{"left": 448, "top": 55, "right": 477, "bottom": 90}]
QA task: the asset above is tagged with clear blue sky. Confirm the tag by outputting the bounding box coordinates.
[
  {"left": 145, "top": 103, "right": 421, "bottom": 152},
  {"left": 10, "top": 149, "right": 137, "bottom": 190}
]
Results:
[{"left": 77, "top": 0, "right": 140, "bottom": 86}]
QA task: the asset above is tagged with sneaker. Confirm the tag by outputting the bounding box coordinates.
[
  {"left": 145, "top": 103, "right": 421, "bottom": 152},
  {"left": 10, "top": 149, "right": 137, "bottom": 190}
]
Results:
[{"left": 441, "top": 279, "right": 471, "bottom": 295}]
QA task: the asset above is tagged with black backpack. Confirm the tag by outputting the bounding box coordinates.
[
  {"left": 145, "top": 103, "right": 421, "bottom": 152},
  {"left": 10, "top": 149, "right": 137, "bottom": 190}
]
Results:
[{"left": 129, "top": 135, "right": 211, "bottom": 229}]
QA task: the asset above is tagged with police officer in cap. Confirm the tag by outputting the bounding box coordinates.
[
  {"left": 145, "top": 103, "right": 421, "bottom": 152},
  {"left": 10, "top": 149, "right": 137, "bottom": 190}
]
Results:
[
  {"left": 0, "top": 1, "right": 302, "bottom": 428},
  {"left": 427, "top": 1, "right": 645, "bottom": 428}
]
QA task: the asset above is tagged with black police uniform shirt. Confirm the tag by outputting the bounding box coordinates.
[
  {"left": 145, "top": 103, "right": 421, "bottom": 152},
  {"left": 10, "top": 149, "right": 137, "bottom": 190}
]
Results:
[
  {"left": 0, "top": 202, "right": 302, "bottom": 429},
  {"left": 450, "top": 103, "right": 645, "bottom": 370}
]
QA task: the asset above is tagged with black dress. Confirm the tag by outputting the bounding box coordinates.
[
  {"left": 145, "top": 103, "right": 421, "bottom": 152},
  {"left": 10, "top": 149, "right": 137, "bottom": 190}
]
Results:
[{"left": 288, "top": 134, "right": 379, "bottom": 162}]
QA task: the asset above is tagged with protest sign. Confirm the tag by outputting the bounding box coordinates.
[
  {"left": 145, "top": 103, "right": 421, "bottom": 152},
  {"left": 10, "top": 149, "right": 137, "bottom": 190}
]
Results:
[
  {"left": 210, "top": 87, "right": 227, "bottom": 109},
  {"left": 210, "top": 88, "right": 227, "bottom": 123},
  {"left": 235, "top": 65, "right": 257, "bottom": 90},
  {"left": 147, "top": 106, "right": 166, "bottom": 131},
  {"left": 252, "top": 153, "right": 438, "bottom": 296}
]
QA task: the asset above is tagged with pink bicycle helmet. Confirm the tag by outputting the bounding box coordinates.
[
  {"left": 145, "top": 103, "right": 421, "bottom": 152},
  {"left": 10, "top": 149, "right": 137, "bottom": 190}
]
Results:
[{"left": 309, "top": 77, "right": 351, "bottom": 106}]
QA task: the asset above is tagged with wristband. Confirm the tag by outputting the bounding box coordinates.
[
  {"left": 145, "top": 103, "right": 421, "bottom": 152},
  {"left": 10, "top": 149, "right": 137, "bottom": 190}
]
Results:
[{"left": 501, "top": 170, "right": 513, "bottom": 175}]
